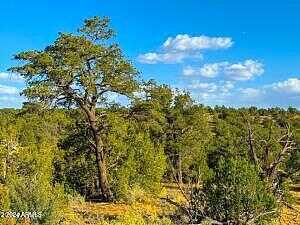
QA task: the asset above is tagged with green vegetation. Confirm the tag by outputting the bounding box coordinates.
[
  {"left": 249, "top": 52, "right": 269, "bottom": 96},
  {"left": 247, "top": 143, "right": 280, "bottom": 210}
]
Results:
[{"left": 0, "top": 16, "right": 299, "bottom": 225}]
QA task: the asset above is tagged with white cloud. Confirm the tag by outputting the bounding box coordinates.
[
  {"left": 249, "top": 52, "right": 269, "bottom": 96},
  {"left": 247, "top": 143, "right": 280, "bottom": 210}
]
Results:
[
  {"left": 224, "top": 60, "right": 264, "bottom": 81},
  {"left": 199, "top": 62, "right": 229, "bottom": 78},
  {"left": 0, "top": 84, "right": 19, "bottom": 94},
  {"left": 183, "top": 62, "right": 227, "bottom": 78},
  {"left": 239, "top": 88, "right": 263, "bottom": 99},
  {"left": 237, "top": 78, "right": 300, "bottom": 108},
  {"left": 194, "top": 82, "right": 235, "bottom": 105},
  {"left": 182, "top": 66, "right": 199, "bottom": 76},
  {"left": 188, "top": 81, "right": 218, "bottom": 92},
  {"left": 0, "top": 72, "right": 24, "bottom": 82},
  {"left": 221, "top": 81, "right": 235, "bottom": 93},
  {"left": 163, "top": 34, "right": 233, "bottom": 51},
  {"left": 0, "top": 96, "right": 24, "bottom": 108},
  {"left": 0, "top": 72, "right": 24, "bottom": 108},
  {"left": 174, "top": 78, "right": 299, "bottom": 108},
  {"left": 239, "top": 78, "right": 300, "bottom": 98},
  {"left": 268, "top": 78, "right": 300, "bottom": 94},
  {"left": 137, "top": 52, "right": 188, "bottom": 64},
  {"left": 183, "top": 60, "right": 264, "bottom": 80},
  {"left": 199, "top": 63, "right": 223, "bottom": 78},
  {"left": 138, "top": 34, "right": 233, "bottom": 64},
  {"left": 187, "top": 80, "right": 235, "bottom": 105}
]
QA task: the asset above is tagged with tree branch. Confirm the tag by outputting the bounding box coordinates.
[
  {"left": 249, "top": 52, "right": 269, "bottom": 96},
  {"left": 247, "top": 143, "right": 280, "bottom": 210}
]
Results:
[{"left": 246, "top": 122, "right": 260, "bottom": 170}]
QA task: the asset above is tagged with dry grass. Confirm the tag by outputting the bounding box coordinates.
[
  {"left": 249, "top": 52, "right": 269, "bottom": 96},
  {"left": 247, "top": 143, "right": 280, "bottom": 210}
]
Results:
[
  {"left": 278, "top": 205, "right": 300, "bottom": 225},
  {"left": 69, "top": 184, "right": 300, "bottom": 225},
  {"left": 69, "top": 184, "right": 300, "bottom": 224},
  {"left": 2, "top": 184, "right": 299, "bottom": 224},
  {"left": 70, "top": 201, "right": 165, "bottom": 217}
]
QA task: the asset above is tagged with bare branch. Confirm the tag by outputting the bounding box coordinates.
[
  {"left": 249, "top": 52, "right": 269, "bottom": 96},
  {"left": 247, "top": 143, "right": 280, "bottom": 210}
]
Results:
[
  {"left": 268, "top": 125, "right": 296, "bottom": 178},
  {"left": 246, "top": 121, "right": 260, "bottom": 170}
]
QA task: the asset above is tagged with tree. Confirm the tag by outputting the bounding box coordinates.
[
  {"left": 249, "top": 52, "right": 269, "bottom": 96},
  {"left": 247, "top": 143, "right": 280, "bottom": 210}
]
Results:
[
  {"left": 245, "top": 118, "right": 297, "bottom": 198},
  {"left": 130, "top": 82, "right": 212, "bottom": 184},
  {"left": 165, "top": 93, "right": 211, "bottom": 184},
  {"left": 10, "top": 16, "right": 138, "bottom": 201}
]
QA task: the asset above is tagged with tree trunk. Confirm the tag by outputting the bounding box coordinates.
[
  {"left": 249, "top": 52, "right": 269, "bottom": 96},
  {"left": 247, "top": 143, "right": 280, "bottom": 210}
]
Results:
[
  {"left": 94, "top": 142, "right": 113, "bottom": 201},
  {"left": 82, "top": 105, "right": 113, "bottom": 201},
  {"left": 176, "top": 153, "right": 183, "bottom": 184}
]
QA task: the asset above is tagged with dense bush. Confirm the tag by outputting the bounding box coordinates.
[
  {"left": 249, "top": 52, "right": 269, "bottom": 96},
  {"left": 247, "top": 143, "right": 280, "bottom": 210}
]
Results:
[
  {"left": 189, "top": 157, "right": 277, "bottom": 225},
  {"left": 111, "top": 130, "right": 167, "bottom": 199},
  {"left": 0, "top": 110, "right": 69, "bottom": 224}
]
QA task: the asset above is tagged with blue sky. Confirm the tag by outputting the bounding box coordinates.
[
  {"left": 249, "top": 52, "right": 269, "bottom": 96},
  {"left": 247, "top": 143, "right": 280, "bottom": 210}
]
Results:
[{"left": 0, "top": 0, "right": 299, "bottom": 108}]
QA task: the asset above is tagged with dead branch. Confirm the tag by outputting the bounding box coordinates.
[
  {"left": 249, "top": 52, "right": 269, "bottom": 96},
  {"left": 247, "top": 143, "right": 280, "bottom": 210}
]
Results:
[{"left": 246, "top": 121, "right": 260, "bottom": 170}]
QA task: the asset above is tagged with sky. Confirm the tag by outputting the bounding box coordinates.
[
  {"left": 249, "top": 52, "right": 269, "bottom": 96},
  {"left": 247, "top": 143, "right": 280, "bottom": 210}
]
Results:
[{"left": 0, "top": 0, "right": 300, "bottom": 108}]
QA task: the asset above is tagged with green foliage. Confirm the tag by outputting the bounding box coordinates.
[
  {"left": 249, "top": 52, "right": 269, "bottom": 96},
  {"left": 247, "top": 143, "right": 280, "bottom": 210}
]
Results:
[
  {"left": 58, "top": 109, "right": 167, "bottom": 200},
  {"left": 10, "top": 16, "right": 138, "bottom": 109},
  {"left": 11, "top": 15, "right": 139, "bottom": 201},
  {"left": 190, "top": 157, "right": 277, "bottom": 225},
  {"left": 0, "top": 108, "right": 69, "bottom": 224},
  {"left": 7, "top": 144, "right": 66, "bottom": 224},
  {"left": 286, "top": 149, "right": 300, "bottom": 182},
  {"left": 167, "top": 98, "right": 212, "bottom": 182},
  {"left": 131, "top": 83, "right": 213, "bottom": 184},
  {"left": 56, "top": 110, "right": 98, "bottom": 196},
  {"left": 0, "top": 99, "right": 298, "bottom": 224},
  {"left": 286, "top": 114, "right": 300, "bottom": 182},
  {"left": 111, "top": 130, "right": 167, "bottom": 199},
  {"left": 0, "top": 184, "right": 9, "bottom": 210}
]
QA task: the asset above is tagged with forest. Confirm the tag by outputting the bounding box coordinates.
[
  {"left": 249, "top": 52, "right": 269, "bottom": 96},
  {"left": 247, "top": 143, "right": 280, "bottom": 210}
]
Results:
[{"left": 0, "top": 16, "right": 299, "bottom": 225}]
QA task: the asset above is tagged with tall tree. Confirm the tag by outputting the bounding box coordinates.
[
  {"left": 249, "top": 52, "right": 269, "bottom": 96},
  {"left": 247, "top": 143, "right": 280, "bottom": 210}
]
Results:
[
  {"left": 166, "top": 93, "right": 211, "bottom": 184},
  {"left": 10, "top": 16, "right": 138, "bottom": 201},
  {"left": 130, "top": 83, "right": 211, "bottom": 184}
]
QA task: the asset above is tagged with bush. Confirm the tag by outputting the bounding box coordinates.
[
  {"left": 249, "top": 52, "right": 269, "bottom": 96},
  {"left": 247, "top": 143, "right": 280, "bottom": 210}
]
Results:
[
  {"left": 111, "top": 131, "right": 166, "bottom": 199},
  {"left": 6, "top": 144, "right": 68, "bottom": 225},
  {"left": 0, "top": 184, "right": 9, "bottom": 210},
  {"left": 0, "top": 111, "right": 70, "bottom": 225},
  {"left": 189, "top": 157, "right": 277, "bottom": 225}
]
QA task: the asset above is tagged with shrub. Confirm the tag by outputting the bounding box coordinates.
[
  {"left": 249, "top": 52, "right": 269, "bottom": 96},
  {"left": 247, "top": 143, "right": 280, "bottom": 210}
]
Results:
[
  {"left": 0, "top": 184, "right": 9, "bottom": 210},
  {"left": 189, "top": 157, "right": 277, "bottom": 225},
  {"left": 6, "top": 144, "right": 68, "bottom": 225},
  {"left": 111, "top": 131, "right": 166, "bottom": 199}
]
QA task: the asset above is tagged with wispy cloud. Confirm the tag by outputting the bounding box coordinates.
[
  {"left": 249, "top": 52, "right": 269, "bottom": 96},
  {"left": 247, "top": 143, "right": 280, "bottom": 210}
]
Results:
[
  {"left": 183, "top": 60, "right": 264, "bottom": 81},
  {"left": 240, "top": 88, "right": 262, "bottom": 98},
  {"left": 0, "top": 72, "right": 24, "bottom": 82},
  {"left": 138, "top": 34, "right": 233, "bottom": 64},
  {"left": 186, "top": 80, "right": 235, "bottom": 104},
  {"left": 224, "top": 60, "right": 264, "bottom": 81},
  {"left": 188, "top": 81, "right": 218, "bottom": 92},
  {"left": 0, "top": 84, "right": 19, "bottom": 95},
  {"left": 175, "top": 77, "right": 299, "bottom": 108},
  {"left": 137, "top": 52, "right": 193, "bottom": 64},
  {"left": 163, "top": 34, "right": 233, "bottom": 51},
  {"left": 0, "top": 95, "right": 24, "bottom": 108},
  {"left": 232, "top": 78, "right": 299, "bottom": 108},
  {"left": 239, "top": 78, "right": 300, "bottom": 99},
  {"left": 183, "top": 62, "right": 226, "bottom": 78},
  {"left": 268, "top": 78, "right": 300, "bottom": 94}
]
